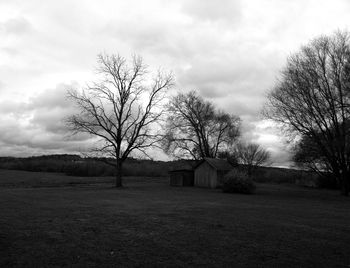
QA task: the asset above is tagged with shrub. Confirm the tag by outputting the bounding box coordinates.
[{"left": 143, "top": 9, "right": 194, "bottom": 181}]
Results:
[{"left": 222, "top": 170, "right": 256, "bottom": 194}]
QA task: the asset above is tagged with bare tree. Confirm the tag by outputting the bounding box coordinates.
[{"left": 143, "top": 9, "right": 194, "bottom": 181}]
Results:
[
  {"left": 234, "top": 142, "right": 271, "bottom": 176},
  {"left": 217, "top": 150, "right": 239, "bottom": 166},
  {"left": 263, "top": 31, "right": 350, "bottom": 195},
  {"left": 163, "top": 90, "right": 240, "bottom": 159},
  {"left": 66, "top": 54, "right": 173, "bottom": 187}
]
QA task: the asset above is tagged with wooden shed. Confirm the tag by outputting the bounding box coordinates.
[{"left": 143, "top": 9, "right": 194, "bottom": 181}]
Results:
[
  {"left": 169, "top": 169, "right": 194, "bottom": 186},
  {"left": 194, "top": 158, "right": 233, "bottom": 188}
]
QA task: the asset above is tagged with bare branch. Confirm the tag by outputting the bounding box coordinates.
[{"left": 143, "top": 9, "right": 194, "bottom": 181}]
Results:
[
  {"left": 66, "top": 53, "right": 174, "bottom": 187},
  {"left": 163, "top": 90, "right": 240, "bottom": 159},
  {"left": 263, "top": 30, "right": 350, "bottom": 195}
]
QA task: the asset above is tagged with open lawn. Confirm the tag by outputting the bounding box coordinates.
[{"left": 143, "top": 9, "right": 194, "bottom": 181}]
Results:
[{"left": 0, "top": 169, "right": 349, "bottom": 267}]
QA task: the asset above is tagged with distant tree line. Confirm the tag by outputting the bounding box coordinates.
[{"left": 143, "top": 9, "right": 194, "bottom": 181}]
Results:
[{"left": 1, "top": 155, "right": 331, "bottom": 187}]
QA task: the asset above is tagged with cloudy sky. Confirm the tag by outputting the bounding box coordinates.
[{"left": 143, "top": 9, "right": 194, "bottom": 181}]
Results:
[{"left": 1, "top": 0, "right": 350, "bottom": 166}]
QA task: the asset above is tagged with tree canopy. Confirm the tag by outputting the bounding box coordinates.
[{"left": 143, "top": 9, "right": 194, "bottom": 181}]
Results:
[
  {"left": 234, "top": 142, "right": 271, "bottom": 176},
  {"left": 163, "top": 90, "right": 240, "bottom": 159},
  {"left": 264, "top": 31, "right": 350, "bottom": 195},
  {"left": 66, "top": 53, "right": 173, "bottom": 187}
]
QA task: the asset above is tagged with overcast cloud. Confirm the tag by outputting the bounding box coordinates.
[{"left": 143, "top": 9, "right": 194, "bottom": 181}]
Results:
[{"left": 1, "top": 0, "right": 350, "bottom": 166}]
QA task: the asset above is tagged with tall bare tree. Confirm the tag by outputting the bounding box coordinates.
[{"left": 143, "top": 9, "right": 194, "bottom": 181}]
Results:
[
  {"left": 263, "top": 31, "right": 350, "bottom": 195},
  {"left": 66, "top": 54, "right": 173, "bottom": 187},
  {"left": 163, "top": 90, "right": 240, "bottom": 159},
  {"left": 234, "top": 142, "right": 271, "bottom": 176}
]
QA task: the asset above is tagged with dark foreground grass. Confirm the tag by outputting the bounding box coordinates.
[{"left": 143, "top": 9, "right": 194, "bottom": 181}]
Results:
[{"left": 0, "top": 169, "right": 349, "bottom": 267}]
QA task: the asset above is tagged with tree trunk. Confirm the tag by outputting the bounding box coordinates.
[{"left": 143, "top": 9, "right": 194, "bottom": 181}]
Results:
[
  {"left": 247, "top": 165, "right": 253, "bottom": 177},
  {"left": 340, "top": 171, "right": 349, "bottom": 196},
  {"left": 115, "top": 160, "right": 123, "bottom": 187}
]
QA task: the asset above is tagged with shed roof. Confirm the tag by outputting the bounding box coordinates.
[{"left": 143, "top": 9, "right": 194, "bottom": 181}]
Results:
[
  {"left": 195, "top": 158, "right": 233, "bottom": 171},
  {"left": 169, "top": 160, "right": 199, "bottom": 172},
  {"left": 169, "top": 169, "right": 194, "bottom": 173}
]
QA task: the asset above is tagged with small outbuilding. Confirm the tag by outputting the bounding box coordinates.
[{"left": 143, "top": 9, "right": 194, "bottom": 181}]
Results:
[
  {"left": 169, "top": 161, "right": 197, "bottom": 186},
  {"left": 194, "top": 158, "right": 233, "bottom": 188},
  {"left": 169, "top": 169, "right": 194, "bottom": 186}
]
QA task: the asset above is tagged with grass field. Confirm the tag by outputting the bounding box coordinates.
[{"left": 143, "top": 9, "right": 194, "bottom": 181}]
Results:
[{"left": 0, "top": 169, "right": 349, "bottom": 267}]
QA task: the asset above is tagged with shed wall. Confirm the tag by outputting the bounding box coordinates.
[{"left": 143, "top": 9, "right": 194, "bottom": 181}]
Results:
[
  {"left": 182, "top": 172, "right": 194, "bottom": 186},
  {"left": 194, "top": 162, "right": 217, "bottom": 188},
  {"left": 170, "top": 173, "right": 183, "bottom": 186},
  {"left": 170, "top": 171, "right": 194, "bottom": 186}
]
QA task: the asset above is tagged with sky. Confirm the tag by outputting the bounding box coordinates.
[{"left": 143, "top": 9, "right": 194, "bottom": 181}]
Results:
[{"left": 1, "top": 0, "right": 350, "bottom": 166}]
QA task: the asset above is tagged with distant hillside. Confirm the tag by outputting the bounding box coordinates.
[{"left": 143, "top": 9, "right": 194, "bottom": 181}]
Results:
[
  {"left": 0, "top": 154, "right": 197, "bottom": 177},
  {"left": 0, "top": 155, "right": 337, "bottom": 188}
]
